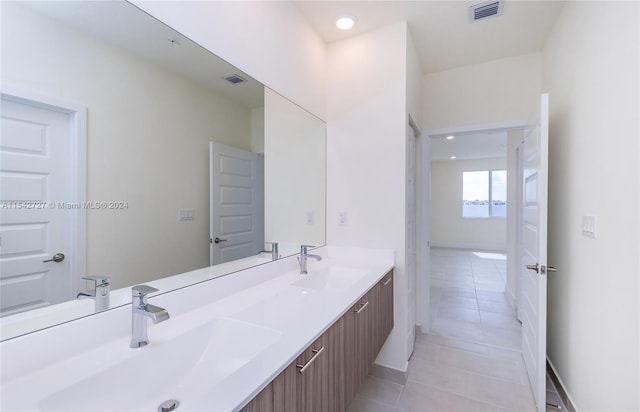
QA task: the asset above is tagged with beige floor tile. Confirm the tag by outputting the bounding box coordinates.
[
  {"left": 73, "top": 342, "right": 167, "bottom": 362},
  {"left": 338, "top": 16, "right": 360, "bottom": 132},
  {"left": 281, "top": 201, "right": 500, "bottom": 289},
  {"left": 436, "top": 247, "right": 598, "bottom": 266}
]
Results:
[
  {"left": 431, "top": 318, "right": 484, "bottom": 342},
  {"left": 480, "top": 312, "right": 522, "bottom": 332},
  {"left": 437, "top": 345, "right": 528, "bottom": 384},
  {"left": 355, "top": 375, "right": 404, "bottom": 406},
  {"left": 398, "top": 380, "right": 501, "bottom": 412},
  {"left": 438, "top": 307, "right": 482, "bottom": 324},
  {"left": 460, "top": 370, "right": 536, "bottom": 411},
  {"left": 477, "top": 299, "right": 515, "bottom": 315},
  {"left": 410, "top": 340, "right": 440, "bottom": 365},
  {"left": 347, "top": 394, "right": 407, "bottom": 412},
  {"left": 439, "top": 295, "right": 479, "bottom": 311},
  {"left": 440, "top": 287, "right": 477, "bottom": 299}
]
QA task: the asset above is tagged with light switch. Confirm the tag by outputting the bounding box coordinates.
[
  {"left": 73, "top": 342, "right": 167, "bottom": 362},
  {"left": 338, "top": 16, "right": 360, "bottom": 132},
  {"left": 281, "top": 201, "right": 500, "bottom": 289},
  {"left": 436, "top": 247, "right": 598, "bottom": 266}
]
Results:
[
  {"left": 178, "top": 208, "right": 194, "bottom": 221},
  {"left": 306, "top": 211, "right": 315, "bottom": 224},
  {"left": 582, "top": 215, "right": 596, "bottom": 238},
  {"left": 338, "top": 212, "right": 348, "bottom": 226}
]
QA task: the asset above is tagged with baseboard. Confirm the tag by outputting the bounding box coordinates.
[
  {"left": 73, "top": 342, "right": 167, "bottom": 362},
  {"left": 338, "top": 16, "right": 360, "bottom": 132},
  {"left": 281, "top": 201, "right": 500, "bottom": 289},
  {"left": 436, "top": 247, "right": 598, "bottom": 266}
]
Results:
[
  {"left": 370, "top": 362, "right": 408, "bottom": 385},
  {"left": 430, "top": 241, "right": 506, "bottom": 252},
  {"left": 546, "top": 358, "right": 578, "bottom": 412}
]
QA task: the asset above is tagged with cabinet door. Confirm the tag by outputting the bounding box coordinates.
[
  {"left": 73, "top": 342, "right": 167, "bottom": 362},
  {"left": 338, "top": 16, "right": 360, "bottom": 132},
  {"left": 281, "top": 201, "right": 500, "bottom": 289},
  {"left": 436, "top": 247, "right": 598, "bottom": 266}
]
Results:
[
  {"left": 345, "top": 289, "right": 374, "bottom": 400},
  {"left": 377, "top": 270, "right": 394, "bottom": 352},
  {"left": 272, "top": 329, "right": 340, "bottom": 412},
  {"left": 241, "top": 382, "right": 273, "bottom": 412}
]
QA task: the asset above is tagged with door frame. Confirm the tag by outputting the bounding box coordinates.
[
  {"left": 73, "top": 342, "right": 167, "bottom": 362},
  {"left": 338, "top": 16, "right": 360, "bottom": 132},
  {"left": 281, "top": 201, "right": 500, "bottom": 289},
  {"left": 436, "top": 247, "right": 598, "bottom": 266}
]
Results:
[
  {"left": 1, "top": 84, "right": 87, "bottom": 297},
  {"left": 419, "top": 120, "right": 525, "bottom": 334}
]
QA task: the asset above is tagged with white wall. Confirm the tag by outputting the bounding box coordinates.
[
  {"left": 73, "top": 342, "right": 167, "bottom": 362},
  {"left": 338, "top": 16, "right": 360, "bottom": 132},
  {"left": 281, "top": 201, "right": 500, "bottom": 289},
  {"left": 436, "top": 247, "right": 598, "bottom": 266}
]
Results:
[
  {"left": 132, "top": 1, "right": 327, "bottom": 121},
  {"left": 422, "top": 52, "right": 541, "bottom": 318},
  {"left": 1, "top": 3, "right": 253, "bottom": 289},
  {"left": 430, "top": 158, "right": 507, "bottom": 251},
  {"left": 542, "top": 1, "right": 640, "bottom": 409},
  {"left": 264, "top": 88, "right": 325, "bottom": 246},
  {"left": 327, "top": 22, "right": 410, "bottom": 373},
  {"left": 423, "top": 53, "right": 542, "bottom": 130}
]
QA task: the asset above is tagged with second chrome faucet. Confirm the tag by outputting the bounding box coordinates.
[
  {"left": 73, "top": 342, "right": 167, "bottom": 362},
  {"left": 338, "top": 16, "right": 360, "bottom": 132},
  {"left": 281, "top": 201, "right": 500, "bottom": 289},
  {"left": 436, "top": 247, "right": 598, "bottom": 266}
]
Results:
[
  {"left": 130, "top": 285, "right": 169, "bottom": 348},
  {"left": 299, "top": 245, "right": 322, "bottom": 275}
]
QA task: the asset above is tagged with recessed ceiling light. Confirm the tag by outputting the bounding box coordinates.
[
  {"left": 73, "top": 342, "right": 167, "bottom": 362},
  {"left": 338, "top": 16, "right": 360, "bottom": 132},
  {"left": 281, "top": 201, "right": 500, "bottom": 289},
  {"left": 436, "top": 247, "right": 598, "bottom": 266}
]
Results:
[
  {"left": 450, "top": 156, "right": 457, "bottom": 160},
  {"left": 446, "top": 135, "right": 455, "bottom": 140},
  {"left": 336, "top": 15, "right": 356, "bottom": 30}
]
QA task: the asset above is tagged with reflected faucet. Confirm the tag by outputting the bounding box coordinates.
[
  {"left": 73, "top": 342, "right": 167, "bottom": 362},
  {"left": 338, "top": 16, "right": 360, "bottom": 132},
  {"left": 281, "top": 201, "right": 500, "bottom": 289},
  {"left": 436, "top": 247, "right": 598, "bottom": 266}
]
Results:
[
  {"left": 76, "top": 276, "right": 110, "bottom": 312},
  {"left": 130, "top": 285, "right": 170, "bottom": 348},
  {"left": 261, "top": 242, "right": 279, "bottom": 261},
  {"left": 299, "top": 244, "right": 322, "bottom": 275}
]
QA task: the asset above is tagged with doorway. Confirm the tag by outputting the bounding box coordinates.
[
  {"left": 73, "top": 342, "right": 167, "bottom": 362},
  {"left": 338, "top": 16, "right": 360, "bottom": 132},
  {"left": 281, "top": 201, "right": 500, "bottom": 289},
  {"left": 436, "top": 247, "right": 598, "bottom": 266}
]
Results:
[
  {"left": 424, "top": 126, "right": 523, "bottom": 345},
  {"left": 0, "top": 88, "right": 86, "bottom": 316}
]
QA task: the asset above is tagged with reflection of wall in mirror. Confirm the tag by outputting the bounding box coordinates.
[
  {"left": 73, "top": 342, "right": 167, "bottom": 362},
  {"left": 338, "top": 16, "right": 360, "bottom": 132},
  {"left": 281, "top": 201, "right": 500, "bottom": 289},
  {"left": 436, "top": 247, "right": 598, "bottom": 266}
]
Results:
[
  {"left": 264, "top": 88, "right": 325, "bottom": 246},
  {"left": 1, "top": 3, "right": 259, "bottom": 290}
]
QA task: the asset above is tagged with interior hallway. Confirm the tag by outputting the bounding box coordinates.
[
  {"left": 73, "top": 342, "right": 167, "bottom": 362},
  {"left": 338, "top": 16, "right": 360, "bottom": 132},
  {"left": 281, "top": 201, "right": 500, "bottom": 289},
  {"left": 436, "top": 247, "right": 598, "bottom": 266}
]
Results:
[{"left": 348, "top": 248, "right": 566, "bottom": 411}]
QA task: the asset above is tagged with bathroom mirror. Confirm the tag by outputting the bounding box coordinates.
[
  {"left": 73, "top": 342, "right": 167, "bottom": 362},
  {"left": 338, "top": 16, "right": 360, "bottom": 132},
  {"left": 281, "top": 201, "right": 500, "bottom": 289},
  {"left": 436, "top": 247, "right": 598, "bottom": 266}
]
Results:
[{"left": 0, "top": 0, "right": 326, "bottom": 340}]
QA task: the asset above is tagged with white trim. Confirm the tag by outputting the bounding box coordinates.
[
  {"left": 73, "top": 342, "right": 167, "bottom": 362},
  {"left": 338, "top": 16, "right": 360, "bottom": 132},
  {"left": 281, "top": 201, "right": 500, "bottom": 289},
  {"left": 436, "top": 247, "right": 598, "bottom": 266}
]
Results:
[
  {"left": 423, "top": 121, "right": 526, "bottom": 138},
  {"left": 1, "top": 84, "right": 88, "bottom": 298},
  {"left": 429, "top": 241, "right": 506, "bottom": 253},
  {"left": 547, "top": 357, "right": 579, "bottom": 411},
  {"left": 420, "top": 121, "right": 526, "bottom": 335},
  {"left": 419, "top": 123, "right": 431, "bottom": 334}
]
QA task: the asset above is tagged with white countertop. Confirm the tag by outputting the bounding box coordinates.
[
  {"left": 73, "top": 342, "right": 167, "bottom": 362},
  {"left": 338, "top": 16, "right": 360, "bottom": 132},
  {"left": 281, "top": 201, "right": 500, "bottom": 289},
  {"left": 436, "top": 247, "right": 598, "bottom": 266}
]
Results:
[{"left": 0, "top": 246, "right": 394, "bottom": 412}]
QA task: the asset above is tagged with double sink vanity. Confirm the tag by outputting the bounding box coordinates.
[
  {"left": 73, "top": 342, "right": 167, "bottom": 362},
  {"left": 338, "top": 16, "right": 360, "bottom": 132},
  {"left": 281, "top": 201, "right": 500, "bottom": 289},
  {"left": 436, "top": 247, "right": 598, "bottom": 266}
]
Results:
[{"left": 0, "top": 246, "right": 394, "bottom": 411}]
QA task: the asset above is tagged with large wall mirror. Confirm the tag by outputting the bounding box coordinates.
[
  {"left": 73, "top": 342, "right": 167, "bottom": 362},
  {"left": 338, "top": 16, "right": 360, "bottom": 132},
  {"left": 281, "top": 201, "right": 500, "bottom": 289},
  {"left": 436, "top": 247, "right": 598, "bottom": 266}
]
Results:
[{"left": 0, "top": 0, "right": 326, "bottom": 340}]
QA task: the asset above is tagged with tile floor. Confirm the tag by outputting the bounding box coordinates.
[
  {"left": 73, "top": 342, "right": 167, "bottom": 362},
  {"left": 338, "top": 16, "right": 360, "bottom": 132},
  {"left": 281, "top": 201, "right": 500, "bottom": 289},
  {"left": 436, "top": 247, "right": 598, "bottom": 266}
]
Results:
[{"left": 348, "top": 248, "right": 567, "bottom": 412}]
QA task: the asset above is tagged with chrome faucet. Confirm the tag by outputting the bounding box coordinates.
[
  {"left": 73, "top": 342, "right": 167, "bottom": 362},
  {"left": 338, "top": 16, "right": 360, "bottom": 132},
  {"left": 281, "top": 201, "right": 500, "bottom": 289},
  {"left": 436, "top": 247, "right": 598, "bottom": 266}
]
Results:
[
  {"left": 76, "top": 276, "right": 110, "bottom": 312},
  {"left": 130, "top": 285, "right": 169, "bottom": 348},
  {"left": 299, "top": 244, "right": 322, "bottom": 275},
  {"left": 261, "top": 242, "right": 279, "bottom": 261}
]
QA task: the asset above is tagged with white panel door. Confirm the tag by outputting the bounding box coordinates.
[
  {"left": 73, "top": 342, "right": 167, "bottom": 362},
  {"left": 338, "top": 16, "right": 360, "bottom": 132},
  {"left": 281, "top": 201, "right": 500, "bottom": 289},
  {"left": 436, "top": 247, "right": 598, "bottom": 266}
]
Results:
[
  {"left": 0, "top": 96, "right": 74, "bottom": 315},
  {"left": 521, "top": 93, "right": 551, "bottom": 411},
  {"left": 406, "top": 125, "right": 417, "bottom": 358},
  {"left": 209, "top": 142, "right": 259, "bottom": 266}
]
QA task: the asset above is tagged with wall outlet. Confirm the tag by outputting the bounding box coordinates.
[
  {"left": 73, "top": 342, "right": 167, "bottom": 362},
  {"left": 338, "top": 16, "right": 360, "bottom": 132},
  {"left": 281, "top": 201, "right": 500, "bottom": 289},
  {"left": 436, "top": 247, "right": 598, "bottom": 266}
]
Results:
[
  {"left": 338, "top": 211, "right": 348, "bottom": 226},
  {"left": 582, "top": 215, "right": 596, "bottom": 238},
  {"left": 178, "top": 208, "right": 194, "bottom": 221},
  {"left": 306, "top": 211, "right": 315, "bottom": 224}
]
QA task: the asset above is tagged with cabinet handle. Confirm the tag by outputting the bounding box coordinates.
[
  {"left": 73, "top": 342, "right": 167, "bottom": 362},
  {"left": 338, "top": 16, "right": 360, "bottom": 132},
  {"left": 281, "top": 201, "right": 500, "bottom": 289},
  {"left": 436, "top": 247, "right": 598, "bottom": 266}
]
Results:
[
  {"left": 296, "top": 346, "right": 324, "bottom": 374},
  {"left": 382, "top": 277, "right": 392, "bottom": 286},
  {"left": 354, "top": 301, "right": 369, "bottom": 314}
]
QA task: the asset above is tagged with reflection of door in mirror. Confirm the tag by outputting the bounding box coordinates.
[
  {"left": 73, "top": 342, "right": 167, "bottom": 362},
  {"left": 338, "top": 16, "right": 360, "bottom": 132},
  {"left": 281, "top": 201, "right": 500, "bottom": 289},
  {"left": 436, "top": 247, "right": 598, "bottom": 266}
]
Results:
[
  {"left": 209, "top": 142, "right": 263, "bottom": 265},
  {"left": 0, "top": 94, "right": 83, "bottom": 316}
]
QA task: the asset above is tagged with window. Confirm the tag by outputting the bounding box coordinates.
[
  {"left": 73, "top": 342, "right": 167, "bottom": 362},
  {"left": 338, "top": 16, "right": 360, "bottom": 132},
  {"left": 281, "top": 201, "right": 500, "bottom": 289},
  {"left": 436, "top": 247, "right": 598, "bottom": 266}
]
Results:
[{"left": 462, "top": 170, "right": 507, "bottom": 218}]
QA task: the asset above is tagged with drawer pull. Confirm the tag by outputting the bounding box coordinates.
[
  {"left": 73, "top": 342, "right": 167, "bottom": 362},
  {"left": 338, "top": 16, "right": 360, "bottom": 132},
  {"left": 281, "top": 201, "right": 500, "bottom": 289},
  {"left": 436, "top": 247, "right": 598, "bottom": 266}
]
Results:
[
  {"left": 296, "top": 346, "right": 324, "bottom": 374},
  {"left": 354, "top": 301, "right": 369, "bottom": 314},
  {"left": 382, "top": 277, "right": 392, "bottom": 286}
]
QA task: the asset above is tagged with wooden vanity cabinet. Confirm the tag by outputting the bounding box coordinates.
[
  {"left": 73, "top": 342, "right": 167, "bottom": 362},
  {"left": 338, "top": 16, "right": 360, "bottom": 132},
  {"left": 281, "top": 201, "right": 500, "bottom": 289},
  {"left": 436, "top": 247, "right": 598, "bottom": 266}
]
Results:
[
  {"left": 376, "top": 271, "right": 394, "bottom": 353},
  {"left": 242, "top": 270, "right": 393, "bottom": 412}
]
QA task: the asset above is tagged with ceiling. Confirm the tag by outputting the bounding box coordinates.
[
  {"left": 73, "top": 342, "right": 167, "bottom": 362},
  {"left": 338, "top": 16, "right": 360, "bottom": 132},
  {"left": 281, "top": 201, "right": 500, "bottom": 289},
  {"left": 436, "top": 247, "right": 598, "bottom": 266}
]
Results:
[
  {"left": 295, "top": 0, "right": 565, "bottom": 73},
  {"left": 430, "top": 130, "right": 508, "bottom": 161},
  {"left": 20, "top": 1, "right": 265, "bottom": 109}
]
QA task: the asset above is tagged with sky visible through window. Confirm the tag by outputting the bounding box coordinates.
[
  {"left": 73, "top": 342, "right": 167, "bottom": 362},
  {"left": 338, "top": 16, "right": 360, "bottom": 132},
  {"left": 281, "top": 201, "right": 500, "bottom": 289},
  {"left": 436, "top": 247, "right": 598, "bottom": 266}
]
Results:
[{"left": 463, "top": 170, "right": 506, "bottom": 218}]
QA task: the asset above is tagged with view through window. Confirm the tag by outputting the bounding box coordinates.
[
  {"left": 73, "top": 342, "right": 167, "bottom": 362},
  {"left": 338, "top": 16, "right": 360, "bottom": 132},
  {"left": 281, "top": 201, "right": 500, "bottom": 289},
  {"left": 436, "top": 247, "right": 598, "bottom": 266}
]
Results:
[{"left": 462, "top": 170, "right": 506, "bottom": 218}]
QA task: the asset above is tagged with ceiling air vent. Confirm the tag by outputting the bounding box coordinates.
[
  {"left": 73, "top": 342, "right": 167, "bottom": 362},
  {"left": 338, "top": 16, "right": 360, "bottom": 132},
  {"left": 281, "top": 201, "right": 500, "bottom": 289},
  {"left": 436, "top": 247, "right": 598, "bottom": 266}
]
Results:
[
  {"left": 469, "top": 0, "right": 504, "bottom": 23},
  {"left": 223, "top": 74, "right": 247, "bottom": 85}
]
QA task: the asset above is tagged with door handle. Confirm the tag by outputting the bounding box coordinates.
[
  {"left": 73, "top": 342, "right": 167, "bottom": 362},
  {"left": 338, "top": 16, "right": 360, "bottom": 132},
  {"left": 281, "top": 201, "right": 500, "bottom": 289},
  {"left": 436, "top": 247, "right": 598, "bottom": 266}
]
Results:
[
  {"left": 526, "top": 263, "right": 539, "bottom": 273},
  {"left": 43, "top": 253, "right": 65, "bottom": 263},
  {"left": 526, "top": 263, "right": 558, "bottom": 274},
  {"left": 213, "top": 237, "right": 227, "bottom": 244}
]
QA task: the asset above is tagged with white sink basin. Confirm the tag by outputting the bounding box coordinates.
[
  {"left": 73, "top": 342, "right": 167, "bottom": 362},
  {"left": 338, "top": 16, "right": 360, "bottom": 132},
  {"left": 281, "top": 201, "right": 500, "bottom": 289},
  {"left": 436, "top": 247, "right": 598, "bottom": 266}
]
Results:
[
  {"left": 4, "top": 318, "right": 281, "bottom": 411},
  {"left": 291, "top": 266, "right": 369, "bottom": 293}
]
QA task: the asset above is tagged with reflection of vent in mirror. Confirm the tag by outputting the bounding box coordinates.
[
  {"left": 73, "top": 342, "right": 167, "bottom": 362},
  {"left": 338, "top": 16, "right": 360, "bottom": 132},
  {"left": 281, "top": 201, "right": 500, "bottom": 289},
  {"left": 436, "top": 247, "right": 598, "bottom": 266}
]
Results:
[
  {"left": 223, "top": 74, "right": 247, "bottom": 85},
  {"left": 469, "top": 1, "right": 503, "bottom": 23}
]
